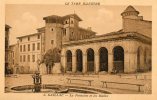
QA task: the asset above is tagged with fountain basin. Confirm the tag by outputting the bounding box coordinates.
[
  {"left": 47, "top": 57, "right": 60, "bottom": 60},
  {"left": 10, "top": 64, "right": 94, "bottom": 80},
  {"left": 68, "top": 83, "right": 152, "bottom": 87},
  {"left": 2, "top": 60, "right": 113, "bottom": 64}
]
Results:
[{"left": 10, "top": 84, "right": 111, "bottom": 94}]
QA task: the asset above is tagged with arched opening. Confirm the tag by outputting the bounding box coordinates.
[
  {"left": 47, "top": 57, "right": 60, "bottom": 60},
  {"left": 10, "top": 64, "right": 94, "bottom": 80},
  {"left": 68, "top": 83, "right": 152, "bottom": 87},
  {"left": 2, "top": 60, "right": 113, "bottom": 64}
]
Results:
[
  {"left": 66, "top": 50, "right": 72, "bottom": 71},
  {"left": 87, "top": 48, "right": 94, "bottom": 72},
  {"left": 99, "top": 47, "right": 108, "bottom": 72},
  {"left": 76, "top": 49, "right": 83, "bottom": 72},
  {"left": 113, "top": 46, "right": 124, "bottom": 73}
]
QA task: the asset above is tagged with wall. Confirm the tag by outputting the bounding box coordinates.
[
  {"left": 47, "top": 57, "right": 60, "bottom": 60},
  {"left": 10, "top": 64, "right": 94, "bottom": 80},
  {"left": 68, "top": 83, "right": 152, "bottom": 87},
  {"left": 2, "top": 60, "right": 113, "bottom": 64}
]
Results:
[
  {"left": 45, "top": 23, "right": 63, "bottom": 51},
  {"left": 9, "top": 44, "right": 19, "bottom": 74},
  {"left": 18, "top": 34, "right": 41, "bottom": 73},
  {"left": 123, "top": 18, "right": 152, "bottom": 38}
]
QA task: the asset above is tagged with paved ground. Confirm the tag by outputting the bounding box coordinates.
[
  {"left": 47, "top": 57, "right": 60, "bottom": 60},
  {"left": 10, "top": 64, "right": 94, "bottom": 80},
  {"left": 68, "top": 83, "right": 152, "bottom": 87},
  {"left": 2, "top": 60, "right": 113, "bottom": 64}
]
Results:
[{"left": 5, "top": 72, "right": 151, "bottom": 94}]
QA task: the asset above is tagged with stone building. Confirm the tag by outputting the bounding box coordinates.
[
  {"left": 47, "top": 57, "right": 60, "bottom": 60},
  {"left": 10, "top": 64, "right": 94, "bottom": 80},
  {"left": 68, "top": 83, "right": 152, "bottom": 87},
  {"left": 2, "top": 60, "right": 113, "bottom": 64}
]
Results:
[
  {"left": 5, "top": 24, "right": 12, "bottom": 74},
  {"left": 61, "top": 5, "right": 152, "bottom": 73},
  {"left": 16, "top": 5, "right": 151, "bottom": 74},
  {"left": 9, "top": 44, "right": 19, "bottom": 74},
  {"left": 17, "top": 13, "right": 96, "bottom": 73},
  {"left": 17, "top": 33, "right": 41, "bottom": 73}
]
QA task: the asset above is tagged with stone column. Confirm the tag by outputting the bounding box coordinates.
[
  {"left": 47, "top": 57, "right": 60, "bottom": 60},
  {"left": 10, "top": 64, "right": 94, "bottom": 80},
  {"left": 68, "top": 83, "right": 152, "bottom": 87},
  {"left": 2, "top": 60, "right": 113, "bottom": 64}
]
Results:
[
  {"left": 83, "top": 52, "right": 87, "bottom": 74},
  {"left": 108, "top": 51, "right": 113, "bottom": 73},
  {"left": 72, "top": 53, "right": 76, "bottom": 73},
  {"left": 125, "top": 51, "right": 137, "bottom": 73},
  {"left": 95, "top": 52, "right": 99, "bottom": 74},
  {"left": 124, "top": 51, "right": 129, "bottom": 73}
]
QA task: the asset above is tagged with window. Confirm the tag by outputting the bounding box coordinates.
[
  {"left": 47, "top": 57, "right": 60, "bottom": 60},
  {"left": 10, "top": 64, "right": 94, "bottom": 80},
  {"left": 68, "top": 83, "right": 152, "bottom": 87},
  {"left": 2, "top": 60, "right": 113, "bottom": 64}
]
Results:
[
  {"left": 65, "top": 21, "right": 68, "bottom": 24},
  {"left": 20, "top": 55, "right": 22, "bottom": 62},
  {"left": 20, "top": 45, "right": 22, "bottom": 52},
  {"left": 23, "top": 55, "right": 25, "bottom": 62},
  {"left": 13, "top": 59, "right": 14, "bottom": 65},
  {"left": 32, "top": 55, "right": 35, "bottom": 62},
  {"left": 32, "top": 43, "right": 35, "bottom": 51},
  {"left": 37, "top": 43, "right": 40, "bottom": 50},
  {"left": 51, "top": 40, "right": 54, "bottom": 44},
  {"left": 23, "top": 45, "right": 26, "bottom": 52},
  {"left": 28, "top": 55, "right": 30, "bottom": 62},
  {"left": 28, "top": 44, "right": 30, "bottom": 51},
  {"left": 37, "top": 35, "right": 40, "bottom": 39},
  {"left": 51, "top": 28, "right": 53, "bottom": 31},
  {"left": 28, "top": 37, "right": 30, "bottom": 41},
  {"left": 13, "top": 52, "right": 14, "bottom": 57},
  {"left": 71, "top": 20, "right": 73, "bottom": 24},
  {"left": 63, "top": 29, "right": 66, "bottom": 36}
]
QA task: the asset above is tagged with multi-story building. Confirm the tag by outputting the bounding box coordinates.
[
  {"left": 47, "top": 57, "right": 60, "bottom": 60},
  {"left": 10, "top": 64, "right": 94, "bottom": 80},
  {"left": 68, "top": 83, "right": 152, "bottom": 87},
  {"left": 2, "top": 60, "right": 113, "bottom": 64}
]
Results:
[
  {"left": 16, "top": 5, "right": 152, "bottom": 74},
  {"left": 17, "top": 33, "right": 41, "bottom": 73},
  {"left": 5, "top": 24, "right": 12, "bottom": 74},
  {"left": 9, "top": 44, "right": 19, "bottom": 74},
  {"left": 17, "top": 13, "right": 96, "bottom": 74},
  {"left": 61, "top": 5, "right": 152, "bottom": 73}
]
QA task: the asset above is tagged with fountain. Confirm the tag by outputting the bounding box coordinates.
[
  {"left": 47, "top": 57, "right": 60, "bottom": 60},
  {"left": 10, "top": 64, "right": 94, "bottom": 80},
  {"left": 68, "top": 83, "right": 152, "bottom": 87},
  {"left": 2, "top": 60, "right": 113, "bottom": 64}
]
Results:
[{"left": 32, "top": 72, "right": 42, "bottom": 92}]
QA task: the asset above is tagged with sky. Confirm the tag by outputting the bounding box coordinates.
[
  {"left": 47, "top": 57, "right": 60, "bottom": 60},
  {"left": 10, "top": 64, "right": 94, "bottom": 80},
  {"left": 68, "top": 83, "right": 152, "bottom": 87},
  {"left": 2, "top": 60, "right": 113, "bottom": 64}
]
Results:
[{"left": 5, "top": 5, "right": 152, "bottom": 45}]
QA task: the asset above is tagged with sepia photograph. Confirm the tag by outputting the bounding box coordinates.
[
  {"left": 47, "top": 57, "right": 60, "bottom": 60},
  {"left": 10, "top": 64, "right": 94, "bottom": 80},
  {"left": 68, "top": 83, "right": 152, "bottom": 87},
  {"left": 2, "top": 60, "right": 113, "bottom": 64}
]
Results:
[{"left": 5, "top": 4, "right": 152, "bottom": 95}]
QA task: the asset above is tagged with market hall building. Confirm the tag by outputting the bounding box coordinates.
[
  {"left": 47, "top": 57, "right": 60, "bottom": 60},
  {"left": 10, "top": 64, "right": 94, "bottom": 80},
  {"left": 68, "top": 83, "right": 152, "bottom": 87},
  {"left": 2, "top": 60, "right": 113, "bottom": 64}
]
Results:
[{"left": 60, "top": 5, "right": 152, "bottom": 74}]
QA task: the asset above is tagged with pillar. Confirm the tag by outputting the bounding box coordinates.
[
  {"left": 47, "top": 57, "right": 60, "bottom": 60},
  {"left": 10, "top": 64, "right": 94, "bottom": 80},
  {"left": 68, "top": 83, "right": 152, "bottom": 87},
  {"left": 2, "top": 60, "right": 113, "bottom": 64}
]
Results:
[
  {"left": 83, "top": 52, "right": 87, "bottom": 73},
  {"left": 108, "top": 51, "right": 113, "bottom": 73},
  {"left": 125, "top": 51, "right": 137, "bottom": 73},
  {"left": 95, "top": 51, "right": 99, "bottom": 74},
  {"left": 124, "top": 51, "right": 129, "bottom": 73},
  {"left": 72, "top": 53, "right": 76, "bottom": 73}
]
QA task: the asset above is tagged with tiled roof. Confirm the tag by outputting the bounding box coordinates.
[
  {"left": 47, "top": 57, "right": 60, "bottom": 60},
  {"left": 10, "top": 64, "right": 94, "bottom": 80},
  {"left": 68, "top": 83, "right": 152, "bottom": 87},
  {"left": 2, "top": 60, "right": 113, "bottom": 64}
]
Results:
[
  {"left": 17, "top": 33, "right": 41, "bottom": 39},
  {"left": 121, "top": 5, "right": 139, "bottom": 15},
  {"left": 43, "top": 14, "right": 82, "bottom": 21}
]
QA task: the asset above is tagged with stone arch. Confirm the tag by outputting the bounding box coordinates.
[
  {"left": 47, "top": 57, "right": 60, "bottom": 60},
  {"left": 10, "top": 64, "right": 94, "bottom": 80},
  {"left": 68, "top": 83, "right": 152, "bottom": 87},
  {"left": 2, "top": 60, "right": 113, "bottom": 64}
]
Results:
[
  {"left": 76, "top": 49, "right": 83, "bottom": 72},
  {"left": 66, "top": 50, "right": 72, "bottom": 71},
  {"left": 113, "top": 46, "right": 124, "bottom": 73},
  {"left": 99, "top": 47, "right": 108, "bottom": 72},
  {"left": 87, "top": 48, "right": 95, "bottom": 72}
]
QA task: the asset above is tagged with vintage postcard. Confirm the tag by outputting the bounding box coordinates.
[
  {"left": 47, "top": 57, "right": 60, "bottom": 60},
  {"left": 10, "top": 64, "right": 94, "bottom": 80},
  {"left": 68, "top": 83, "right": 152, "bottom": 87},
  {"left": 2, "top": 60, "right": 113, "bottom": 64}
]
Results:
[{"left": 0, "top": 0, "right": 157, "bottom": 100}]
